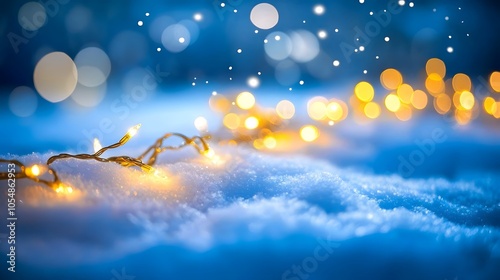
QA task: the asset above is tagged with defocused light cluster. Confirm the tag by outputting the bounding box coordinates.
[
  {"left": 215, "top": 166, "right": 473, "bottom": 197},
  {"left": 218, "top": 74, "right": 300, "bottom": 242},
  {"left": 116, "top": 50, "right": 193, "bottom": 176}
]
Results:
[{"left": 209, "top": 91, "right": 320, "bottom": 150}]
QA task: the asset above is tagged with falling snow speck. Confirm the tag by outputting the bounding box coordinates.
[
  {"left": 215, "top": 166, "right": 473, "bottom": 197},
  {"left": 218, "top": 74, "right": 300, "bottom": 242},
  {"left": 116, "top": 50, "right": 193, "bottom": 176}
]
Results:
[
  {"left": 145, "top": 12, "right": 150, "bottom": 16},
  {"left": 257, "top": 72, "right": 261, "bottom": 75},
  {"left": 303, "top": 20, "right": 306, "bottom": 23},
  {"left": 275, "top": 35, "right": 281, "bottom": 41},
  {"left": 384, "top": 37, "right": 390, "bottom": 42},
  {"left": 157, "top": 47, "right": 161, "bottom": 52},
  {"left": 359, "top": 0, "right": 365, "bottom": 3},
  {"left": 179, "top": 37, "right": 185, "bottom": 43},
  {"left": 229, "top": 66, "right": 233, "bottom": 70},
  {"left": 299, "top": 80, "right": 304, "bottom": 85},
  {"left": 221, "top": 3, "right": 225, "bottom": 7},
  {"left": 212, "top": 91, "right": 217, "bottom": 96},
  {"left": 333, "top": 60, "right": 340, "bottom": 67},
  {"left": 234, "top": 9, "right": 237, "bottom": 13},
  {"left": 289, "top": 88, "right": 292, "bottom": 91},
  {"left": 354, "top": 49, "right": 358, "bottom": 53},
  {"left": 409, "top": 2, "right": 414, "bottom": 7},
  {"left": 447, "top": 47, "right": 454, "bottom": 53},
  {"left": 359, "top": 46, "right": 365, "bottom": 51},
  {"left": 449, "top": 35, "right": 452, "bottom": 39},
  {"left": 369, "top": 11, "right": 373, "bottom": 15},
  {"left": 318, "top": 30, "right": 327, "bottom": 39},
  {"left": 445, "top": 16, "right": 449, "bottom": 21},
  {"left": 376, "top": 55, "right": 380, "bottom": 59},
  {"left": 255, "top": 30, "right": 259, "bottom": 34},
  {"left": 137, "top": 21, "right": 143, "bottom": 26},
  {"left": 433, "top": 8, "right": 437, "bottom": 12},
  {"left": 237, "top": 49, "right": 242, "bottom": 53},
  {"left": 264, "top": 39, "right": 268, "bottom": 43},
  {"left": 335, "top": 28, "right": 339, "bottom": 33},
  {"left": 398, "top": 0, "right": 405, "bottom": 6},
  {"left": 194, "top": 13, "right": 202, "bottom": 21},
  {"left": 363, "top": 70, "right": 368, "bottom": 74},
  {"left": 192, "top": 82, "right": 196, "bottom": 86}
]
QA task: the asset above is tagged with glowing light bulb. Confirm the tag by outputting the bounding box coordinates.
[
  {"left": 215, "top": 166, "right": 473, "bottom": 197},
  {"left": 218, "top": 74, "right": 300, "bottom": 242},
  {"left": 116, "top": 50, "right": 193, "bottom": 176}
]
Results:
[
  {"left": 31, "top": 164, "right": 40, "bottom": 176},
  {"left": 300, "top": 125, "right": 319, "bottom": 142},
  {"left": 120, "top": 124, "right": 141, "bottom": 144},
  {"left": 93, "top": 138, "right": 102, "bottom": 153},
  {"left": 203, "top": 148, "right": 215, "bottom": 159},
  {"left": 127, "top": 124, "right": 141, "bottom": 137}
]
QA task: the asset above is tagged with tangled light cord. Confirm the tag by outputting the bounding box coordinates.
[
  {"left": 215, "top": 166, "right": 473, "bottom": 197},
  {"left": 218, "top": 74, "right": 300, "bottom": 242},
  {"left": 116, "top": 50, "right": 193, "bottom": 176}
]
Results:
[{"left": 0, "top": 124, "right": 212, "bottom": 192}]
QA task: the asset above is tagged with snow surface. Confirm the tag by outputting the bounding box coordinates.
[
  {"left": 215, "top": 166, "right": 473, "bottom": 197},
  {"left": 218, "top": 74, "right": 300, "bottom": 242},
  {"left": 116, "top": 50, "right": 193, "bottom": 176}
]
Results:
[{"left": 1, "top": 145, "right": 499, "bottom": 280}]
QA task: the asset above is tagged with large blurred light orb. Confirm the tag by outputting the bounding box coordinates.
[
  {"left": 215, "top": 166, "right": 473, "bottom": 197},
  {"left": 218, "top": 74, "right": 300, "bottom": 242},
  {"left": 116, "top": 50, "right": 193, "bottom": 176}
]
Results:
[
  {"left": 9, "top": 86, "right": 38, "bottom": 117},
  {"left": 74, "top": 47, "right": 111, "bottom": 87},
  {"left": 264, "top": 32, "right": 292, "bottom": 61},
  {"left": 250, "top": 3, "right": 279, "bottom": 30},
  {"left": 276, "top": 100, "right": 295, "bottom": 119},
  {"left": 18, "top": 2, "right": 46, "bottom": 31},
  {"left": 289, "top": 30, "right": 320, "bottom": 63},
  {"left": 34, "top": 52, "right": 78, "bottom": 103},
  {"left": 162, "top": 24, "right": 191, "bottom": 53}
]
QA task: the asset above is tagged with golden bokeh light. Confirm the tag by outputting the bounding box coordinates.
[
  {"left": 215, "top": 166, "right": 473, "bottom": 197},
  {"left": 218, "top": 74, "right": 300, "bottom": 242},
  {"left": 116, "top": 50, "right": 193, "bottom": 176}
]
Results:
[
  {"left": 307, "top": 96, "right": 328, "bottom": 120},
  {"left": 380, "top": 68, "right": 403, "bottom": 90},
  {"left": 244, "top": 116, "right": 259, "bottom": 129},
  {"left": 384, "top": 93, "right": 401, "bottom": 112},
  {"left": 434, "top": 94, "right": 452, "bottom": 114},
  {"left": 490, "top": 71, "right": 500, "bottom": 92},
  {"left": 363, "top": 102, "right": 381, "bottom": 119},
  {"left": 300, "top": 125, "right": 319, "bottom": 142},
  {"left": 411, "top": 90, "right": 428, "bottom": 110},
  {"left": 354, "top": 81, "right": 375, "bottom": 102},
  {"left": 263, "top": 135, "right": 277, "bottom": 149},
  {"left": 395, "top": 104, "right": 412, "bottom": 121},
  {"left": 326, "top": 101, "right": 343, "bottom": 121},
  {"left": 236, "top": 91, "right": 256, "bottom": 110},
  {"left": 452, "top": 73, "right": 472, "bottom": 92},
  {"left": 223, "top": 113, "right": 240, "bottom": 129},
  {"left": 459, "top": 91, "right": 475, "bottom": 110},
  {"left": 484, "top": 97, "right": 497, "bottom": 115},
  {"left": 276, "top": 100, "right": 295, "bottom": 119},
  {"left": 425, "top": 73, "right": 445, "bottom": 96},
  {"left": 425, "top": 58, "right": 446, "bottom": 79},
  {"left": 397, "top": 83, "right": 413, "bottom": 104}
]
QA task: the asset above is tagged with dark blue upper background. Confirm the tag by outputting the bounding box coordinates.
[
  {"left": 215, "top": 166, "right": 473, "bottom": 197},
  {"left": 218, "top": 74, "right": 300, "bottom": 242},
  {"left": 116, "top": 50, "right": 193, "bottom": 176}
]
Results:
[{"left": 1, "top": 0, "right": 500, "bottom": 96}]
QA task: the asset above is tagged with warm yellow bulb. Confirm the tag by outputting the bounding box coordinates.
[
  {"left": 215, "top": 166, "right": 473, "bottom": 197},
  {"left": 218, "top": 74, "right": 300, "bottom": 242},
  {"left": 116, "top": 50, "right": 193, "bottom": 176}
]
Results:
[
  {"left": 244, "top": 116, "right": 259, "bottom": 129},
  {"left": 93, "top": 138, "right": 102, "bottom": 153},
  {"left": 203, "top": 148, "right": 215, "bottom": 159},
  {"left": 385, "top": 94, "right": 401, "bottom": 112},
  {"left": 127, "top": 124, "right": 141, "bottom": 137},
  {"left": 31, "top": 164, "right": 41, "bottom": 176},
  {"left": 300, "top": 125, "right": 319, "bottom": 142},
  {"left": 459, "top": 91, "right": 475, "bottom": 110},
  {"left": 354, "top": 81, "right": 375, "bottom": 102},
  {"left": 236, "top": 91, "right": 256, "bottom": 110},
  {"left": 263, "top": 136, "right": 277, "bottom": 149}
]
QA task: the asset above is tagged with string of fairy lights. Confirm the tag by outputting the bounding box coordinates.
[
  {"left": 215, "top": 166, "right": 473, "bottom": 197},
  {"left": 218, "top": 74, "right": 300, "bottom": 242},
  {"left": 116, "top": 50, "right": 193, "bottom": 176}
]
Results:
[
  {"left": 0, "top": 124, "right": 213, "bottom": 193},
  {"left": 1, "top": 58, "right": 499, "bottom": 193}
]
